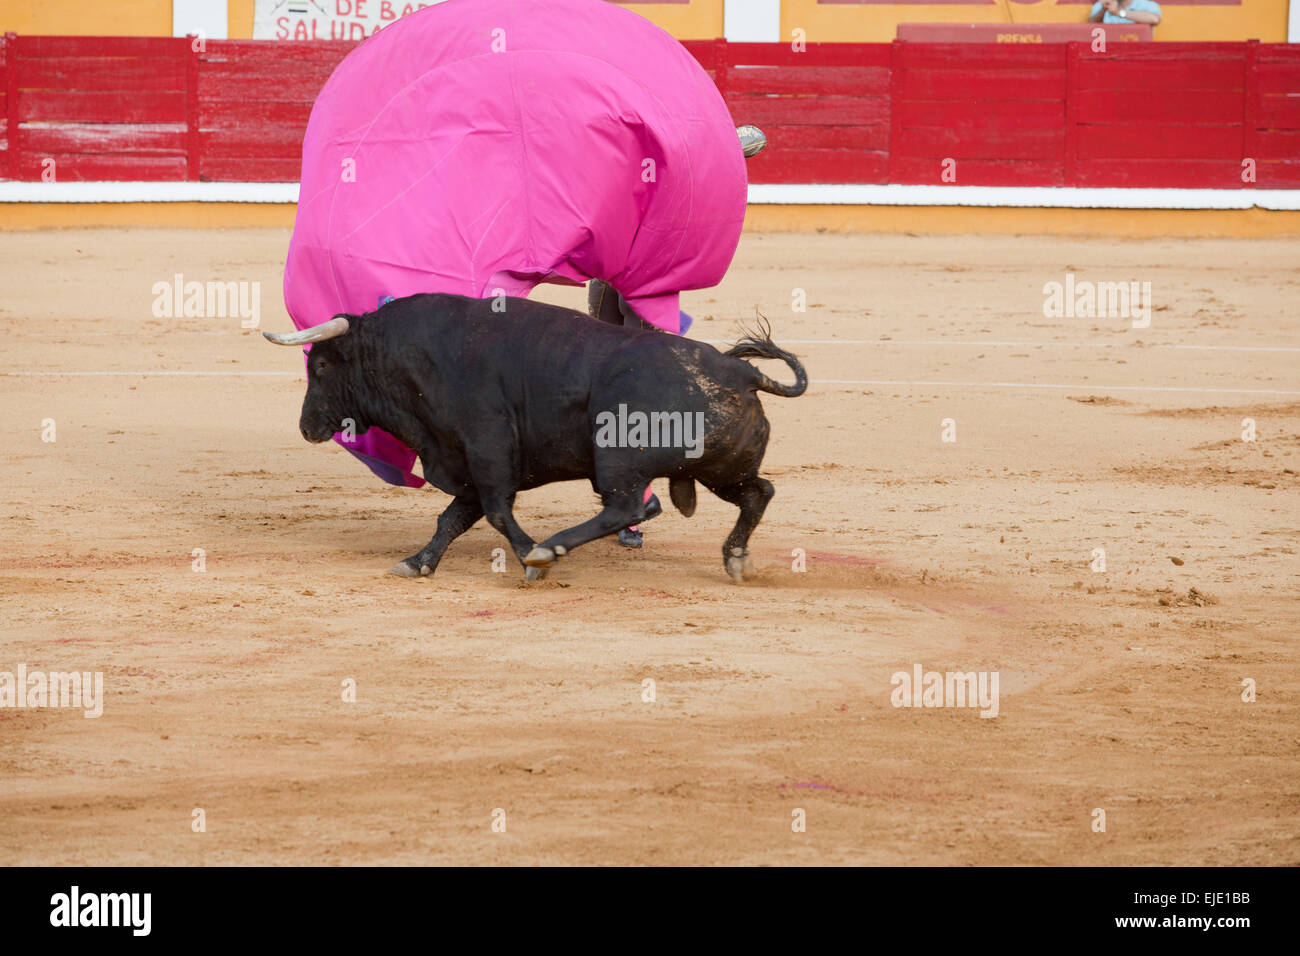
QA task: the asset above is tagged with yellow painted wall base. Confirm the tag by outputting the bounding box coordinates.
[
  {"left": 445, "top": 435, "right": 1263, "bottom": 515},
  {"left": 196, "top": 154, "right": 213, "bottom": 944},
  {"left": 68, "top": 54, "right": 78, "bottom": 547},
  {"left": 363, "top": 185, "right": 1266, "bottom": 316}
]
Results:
[
  {"left": 0, "top": 203, "right": 298, "bottom": 230},
  {"left": 2, "top": 202, "right": 1299, "bottom": 238}
]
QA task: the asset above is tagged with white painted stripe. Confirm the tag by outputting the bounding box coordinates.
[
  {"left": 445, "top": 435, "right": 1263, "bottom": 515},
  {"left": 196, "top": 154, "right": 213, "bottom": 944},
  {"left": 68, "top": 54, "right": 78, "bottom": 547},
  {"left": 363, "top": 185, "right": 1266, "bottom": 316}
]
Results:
[
  {"left": 746, "top": 184, "right": 1300, "bottom": 210},
  {"left": 818, "top": 380, "right": 1300, "bottom": 395},
  {"left": 0, "top": 182, "right": 300, "bottom": 203},
  {"left": 700, "top": 339, "right": 1300, "bottom": 353},
  {"left": 2, "top": 181, "right": 1298, "bottom": 210}
]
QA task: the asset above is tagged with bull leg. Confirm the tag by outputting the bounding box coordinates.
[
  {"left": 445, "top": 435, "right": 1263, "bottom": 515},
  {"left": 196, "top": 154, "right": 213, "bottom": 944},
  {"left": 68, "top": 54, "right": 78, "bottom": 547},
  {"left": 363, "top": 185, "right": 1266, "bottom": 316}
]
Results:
[
  {"left": 706, "top": 477, "right": 774, "bottom": 583},
  {"left": 475, "top": 487, "right": 546, "bottom": 580},
  {"left": 523, "top": 489, "right": 647, "bottom": 568},
  {"left": 389, "top": 493, "right": 483, "bottom": 578}
]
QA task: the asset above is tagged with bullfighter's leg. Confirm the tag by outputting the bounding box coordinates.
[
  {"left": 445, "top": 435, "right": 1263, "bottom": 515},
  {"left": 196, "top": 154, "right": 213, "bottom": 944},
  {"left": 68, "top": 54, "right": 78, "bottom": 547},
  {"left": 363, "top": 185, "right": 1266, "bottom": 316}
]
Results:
[
  {"left": 389, "top": 493, "right": 484, "bottom": 578},
  {"left": 705, "top": 476, "right": 774, "bottom": 583},
  {"left": 587, "top": 279, "right": 623, "bottom": 326},
  {"left": 588, "top": 281, "right": 665, "bottom": 548},
  {"left": 522, "top": 487, "right": 654, "bottom": 568}
]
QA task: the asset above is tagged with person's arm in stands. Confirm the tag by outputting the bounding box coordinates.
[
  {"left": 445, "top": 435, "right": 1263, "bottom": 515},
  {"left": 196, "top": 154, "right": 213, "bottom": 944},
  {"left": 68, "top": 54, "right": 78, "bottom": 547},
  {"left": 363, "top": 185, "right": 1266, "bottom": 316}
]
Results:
[
  {"left": 1119, "top": 0, "right": 1162, "bottom": 24},
  {"left": 1088, "top": 0, "right": 1112, "bottom": 22}
]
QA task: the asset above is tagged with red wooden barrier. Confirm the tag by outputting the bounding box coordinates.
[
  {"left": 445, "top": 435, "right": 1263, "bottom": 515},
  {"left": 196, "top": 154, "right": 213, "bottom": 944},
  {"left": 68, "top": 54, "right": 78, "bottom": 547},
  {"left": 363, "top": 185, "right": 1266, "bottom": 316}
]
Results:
[
  {"left": 1070, "top": 42, "right": 1248, "bottom": 189},
  {"left": 891, "top": 42, "right": 1068, "bottom": 186},
  {"left": 724, "top": 42, "right": 892, "bottom": 184},
  {"left": 1, "top": 35, "right": 1297, "bottom": 191},
  {"left": 6, "top": 35, "right": 190, "bottom": 181},
  {"left": 1255, "top": 42, "right": 1300, "bottom": 187},
  {"left": 196, "top": 39, "right": 355, "bottom": 182}
]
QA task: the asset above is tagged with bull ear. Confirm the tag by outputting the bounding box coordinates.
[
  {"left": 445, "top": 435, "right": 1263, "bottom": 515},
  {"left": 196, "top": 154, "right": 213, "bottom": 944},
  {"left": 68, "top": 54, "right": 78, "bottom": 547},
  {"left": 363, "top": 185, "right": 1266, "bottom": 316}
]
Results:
[{"left": 263, "top": 315, "right": 350, "bottom": 346}]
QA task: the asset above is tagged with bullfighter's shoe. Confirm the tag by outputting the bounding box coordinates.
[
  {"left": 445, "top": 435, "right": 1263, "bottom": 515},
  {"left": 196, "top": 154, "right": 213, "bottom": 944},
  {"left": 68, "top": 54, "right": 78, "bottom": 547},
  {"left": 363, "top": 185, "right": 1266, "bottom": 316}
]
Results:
[{"left": 737, "top": 125, "right": 767, "bottom": 159}]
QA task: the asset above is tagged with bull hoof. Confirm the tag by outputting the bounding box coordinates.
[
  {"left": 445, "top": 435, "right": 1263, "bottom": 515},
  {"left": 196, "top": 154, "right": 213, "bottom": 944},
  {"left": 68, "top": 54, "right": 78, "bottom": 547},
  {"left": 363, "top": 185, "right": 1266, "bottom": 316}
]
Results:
[
  {"left": 388, "top": 559, "right": 422, "bottom": 578},
  {"left": 523, "top": 545, "right": 557, "bottom": 568},
  {"left": 725, "top": 547, "right": 753, "bottom": 584},
  {"left": 524, "top": 566, "right": 549, "bottom": 582}
]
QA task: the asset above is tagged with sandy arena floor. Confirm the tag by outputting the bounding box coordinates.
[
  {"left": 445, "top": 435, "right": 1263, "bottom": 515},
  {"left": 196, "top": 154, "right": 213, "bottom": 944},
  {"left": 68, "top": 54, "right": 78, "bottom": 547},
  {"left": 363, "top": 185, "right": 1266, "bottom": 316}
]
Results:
[{"left": 0, "top": 228, "right": 1296, "bottom": 865}]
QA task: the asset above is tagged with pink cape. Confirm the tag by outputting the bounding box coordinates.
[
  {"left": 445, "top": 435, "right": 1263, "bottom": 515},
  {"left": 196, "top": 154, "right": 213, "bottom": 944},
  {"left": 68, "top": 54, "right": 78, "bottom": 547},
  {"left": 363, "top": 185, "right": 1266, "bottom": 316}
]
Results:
[{"left": 283, "top": 0, "right": 746, "bottom": 487}]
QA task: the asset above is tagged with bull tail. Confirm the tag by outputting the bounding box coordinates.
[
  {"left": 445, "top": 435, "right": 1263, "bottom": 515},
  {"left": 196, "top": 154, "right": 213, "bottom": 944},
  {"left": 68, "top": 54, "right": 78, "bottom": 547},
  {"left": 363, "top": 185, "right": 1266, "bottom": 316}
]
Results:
[
  {"left": 725, "top": 316, "right": 808, "bottom": 398},
  {"left": 669, "top": 476, "right": 697, "bottom": 517}
]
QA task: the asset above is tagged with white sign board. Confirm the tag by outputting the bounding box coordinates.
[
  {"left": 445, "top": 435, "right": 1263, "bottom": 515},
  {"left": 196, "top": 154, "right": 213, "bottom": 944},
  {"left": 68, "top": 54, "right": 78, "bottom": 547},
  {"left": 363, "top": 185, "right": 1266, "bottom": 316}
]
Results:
[
  {"left": 174, "top": 0, "right": 228, "bottom": 38},
  {"left": 253, "top": 0, "right": 451, "bottom": 41}
]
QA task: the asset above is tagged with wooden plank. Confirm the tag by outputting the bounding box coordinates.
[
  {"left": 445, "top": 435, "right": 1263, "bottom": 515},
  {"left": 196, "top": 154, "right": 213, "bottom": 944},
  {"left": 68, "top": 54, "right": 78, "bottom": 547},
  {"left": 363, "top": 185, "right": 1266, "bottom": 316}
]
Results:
[
  {"left": 898, "top": 68, "right": 1065, "bottom": 102},
  {"left": 747, "top": 149, "right": 889, "bottom": 185},
  {"left": 203, "top": 40, "right": 356, "bottom": 63},
  {"left": 727, "top": 66, "right": 890, "bottom": 97},
  {"left": 199, "top": 155, "right": 302, "bottom": 182},
  {"left": 900, "top": 99, "right": 1064, "bottom": 130},
  {"left": 5, "top": 33, "right": 18, "bottom": 178},
  {"left": 1076, "top": 58, "right": 1244, "bottom": 92},
  {"left": 890, "top": 157, "right": 1064, "bottom": 187},
  {"left": 199, "top": 127, "right": 306, "bottom": 159},
  {"left": 759, "top": 123, "right": 889, "bottom": 151},
  {"left": 1256, "top": 63, "right": 1300, "bottom": 95},
  {"left": 3, "top": 33, "right": 13, "bottom": 180},
  {"left": 198, "top": 57, "right": 341, "bottom": 82},
  {"left": 724, "top": 93, "right": 888, "bottom": 127},
  {"left": 1253, "top": 94, "right": 1300, "bottom": 129},
  {"left": 895, "top": 44, "right": 1063, "bottom": 71},
  {"left": 1256, "top": 160, "right": 1300, "bottom": 187},
  {"left": 11, "top": 152, "right": 187, "bottom": 181},
  {"left": 186, "top": 35, "right": 200, "bottom": 181},
  {"left": 1256, "top": 43, "right": 1300, "bottom": 64},
  {"left": 1076, "top": 124, "right": 1241, "bottom": 161},
  {"left": 20, "top": 56, "right": 186, "bottom": 92},
  {"left": 713, "top": 37, "right": 727, "bottom": 104},
  {"left": 896, "top": 126, "right": 1063, "bottom": 161},
  {"left": 1064, "top": 42, "right": 1079, "bottom": 186},
  {"left": 1074, "top": 90, "right": 1243, "bottom": 125},
  {"left": 888, "top": 40, "right": 903, "bottom": 182},
  {"left": 1072, "top": 159, "right": 1246, "bottom": 189},
  {"left": 197, "top": 72, "right": 331, "bottom": 104},
  {"left": 726, "top": 43, "right": 891, "bottom": 69},
  {"left": 1256, "top": 128, "right": 1300, "bottom": 159},
  {"left": 1242, "top": 40, "right": 1258, "bottom": 182},
  {"left": 1079, "top": 42, "right": 1249, "bottom": 62},
  {"left": 22, "top": 124, "right": 186, "bottom": 155},
  {"left": 200, "top": 99, "right": 314, "bottom": 129},
  {"left": 17, "top": 36, "right": 179, "bottom": 58},
  {"left": 17, "top": 89, "right": 186, "bottom": 124}
]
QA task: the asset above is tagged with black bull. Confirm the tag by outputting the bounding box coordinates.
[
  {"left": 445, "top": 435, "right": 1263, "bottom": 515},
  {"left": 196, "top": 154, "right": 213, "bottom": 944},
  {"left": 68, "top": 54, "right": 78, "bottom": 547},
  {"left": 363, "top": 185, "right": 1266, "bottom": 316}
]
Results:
[{"left": 266, "top": 293, "right": 807, "bottom": 582}]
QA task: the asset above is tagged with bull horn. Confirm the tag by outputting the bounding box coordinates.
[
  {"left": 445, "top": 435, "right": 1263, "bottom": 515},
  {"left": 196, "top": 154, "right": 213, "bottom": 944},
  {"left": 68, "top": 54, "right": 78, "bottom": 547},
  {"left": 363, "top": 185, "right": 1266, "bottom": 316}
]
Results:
[
  {"left": 737, "top": 125, "right": 767, "bottom": 159},
  {"left": 262, "top": 315, "right": 350, "bottom": 346}
]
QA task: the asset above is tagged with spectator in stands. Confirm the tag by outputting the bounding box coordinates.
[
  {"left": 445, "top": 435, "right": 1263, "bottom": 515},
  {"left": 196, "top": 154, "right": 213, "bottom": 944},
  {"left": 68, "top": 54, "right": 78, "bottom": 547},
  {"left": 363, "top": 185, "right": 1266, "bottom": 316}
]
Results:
[{"left": 1089, "top": 0, "right": 1162, "bottom": 26}]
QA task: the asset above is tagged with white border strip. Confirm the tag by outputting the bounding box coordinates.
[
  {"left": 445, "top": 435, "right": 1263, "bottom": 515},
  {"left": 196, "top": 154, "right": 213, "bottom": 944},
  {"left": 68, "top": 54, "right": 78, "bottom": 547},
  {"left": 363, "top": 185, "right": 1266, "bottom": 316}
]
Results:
[
  {"left": 0, "top": 182, "right": 300, "bottom": 203},
  {"left": 747, "top": 184, "right": 1300, "bottom": 211},
  {"left": 2, "top": 181, "right": 1299, "bottom": 210}
]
